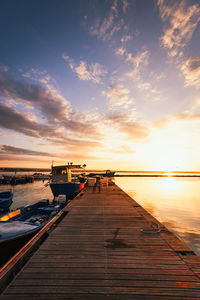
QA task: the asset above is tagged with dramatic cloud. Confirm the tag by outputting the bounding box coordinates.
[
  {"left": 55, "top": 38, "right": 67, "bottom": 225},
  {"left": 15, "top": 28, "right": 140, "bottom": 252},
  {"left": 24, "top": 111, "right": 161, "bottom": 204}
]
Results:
[
  {"left": 0, "top": 73, "right": 99, "bottom": 138},
  {"left": 63, "top": 55, "right": 107, "bottom": 84},
  {"left": 0, "top": 73, "right": 71, "bottom": 124},
  {"left": 107, "top": 112, "right": 150, "bottom": 140},
  {"left": 0, "top": 102, "right": 60, "bottom": 139},
  {"left": 181, "top": 56, "right": 200, "bottom": 89},
  {"left": 0, "top": 145, "right": 56, "bottom": 157},
  {"left": 157, "top": 0, "right": 200, "bottom": 57},
  {"left": 102, "top": 84, "right": 134, "bottom": 109},
  {"left": 0, "top": 144, "right": 94, "bottom": 161}
]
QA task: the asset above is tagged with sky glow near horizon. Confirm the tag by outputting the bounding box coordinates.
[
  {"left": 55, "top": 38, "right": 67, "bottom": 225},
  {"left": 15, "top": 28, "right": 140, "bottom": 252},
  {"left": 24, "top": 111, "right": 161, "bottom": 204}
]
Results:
[{"left": 0, "top": 0, "right": 200, "bottom": 171}]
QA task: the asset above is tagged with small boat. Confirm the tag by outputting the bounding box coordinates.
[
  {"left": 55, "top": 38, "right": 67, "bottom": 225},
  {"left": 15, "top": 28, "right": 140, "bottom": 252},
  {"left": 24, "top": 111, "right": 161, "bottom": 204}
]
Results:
[
  {"left": 0, "top": 199, "right": 67, "bottom": 245},
  {"left": 0, "top": 191, "right": 13, "bottom": 211},
  {"left": 50, "top": 163, "right": 87, "bottom": 199},
  {"left": 88, "top": 169, "right": 115, "bottom": 177}
]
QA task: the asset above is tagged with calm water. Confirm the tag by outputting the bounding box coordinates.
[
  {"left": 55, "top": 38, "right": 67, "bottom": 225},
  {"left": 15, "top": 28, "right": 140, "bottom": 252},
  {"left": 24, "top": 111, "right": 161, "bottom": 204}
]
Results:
[
  {"left": 1, "top": 175, "right": 200, "bottom": 256},
  {"left": 0, "top": 180, "right": 53, "bottom": 210},
  {"left": 115, "top": 176, "right": 200, "bottom": 256}
]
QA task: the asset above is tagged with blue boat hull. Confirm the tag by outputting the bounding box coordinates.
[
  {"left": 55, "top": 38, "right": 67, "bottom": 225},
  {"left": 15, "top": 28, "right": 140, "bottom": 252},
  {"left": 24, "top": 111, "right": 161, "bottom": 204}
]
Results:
[
  {"left": 50, "top": 182, "right": 85, "bottom": 199},
  {"left": 0, "top": 200, "right": 67, "bottom": 244},
  {"left": 0, "top": 191, "right": 13, "bottom": 210}
]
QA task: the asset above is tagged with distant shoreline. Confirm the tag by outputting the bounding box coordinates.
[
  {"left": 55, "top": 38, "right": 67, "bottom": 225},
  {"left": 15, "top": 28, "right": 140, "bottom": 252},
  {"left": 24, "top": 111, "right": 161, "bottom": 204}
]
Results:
[{"left": 0, "top": 167, "right": 200, "bottom": 174}]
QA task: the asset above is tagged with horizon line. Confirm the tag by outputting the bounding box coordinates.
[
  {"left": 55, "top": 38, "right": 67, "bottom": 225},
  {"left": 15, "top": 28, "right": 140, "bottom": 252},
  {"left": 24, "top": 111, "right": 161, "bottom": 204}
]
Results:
[{"left": 0, "top": 167, "right": 200, "bottom": 173}]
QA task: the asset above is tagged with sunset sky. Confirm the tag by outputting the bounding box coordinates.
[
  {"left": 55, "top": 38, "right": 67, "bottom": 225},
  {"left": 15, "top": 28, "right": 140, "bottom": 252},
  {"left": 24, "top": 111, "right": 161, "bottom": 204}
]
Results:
[{"left": 0, "top": 0, "right": 200, "bottom": 171}]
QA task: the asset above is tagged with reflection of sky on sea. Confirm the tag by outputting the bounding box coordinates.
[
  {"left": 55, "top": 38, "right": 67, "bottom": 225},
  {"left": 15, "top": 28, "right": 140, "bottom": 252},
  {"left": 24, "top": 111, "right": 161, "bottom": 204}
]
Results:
[
  {"left": 0, "top": 180, "right": 53, "bottom": 210},
  {"left": 115, "top": 176, "right": 200, "bottom": 255}
]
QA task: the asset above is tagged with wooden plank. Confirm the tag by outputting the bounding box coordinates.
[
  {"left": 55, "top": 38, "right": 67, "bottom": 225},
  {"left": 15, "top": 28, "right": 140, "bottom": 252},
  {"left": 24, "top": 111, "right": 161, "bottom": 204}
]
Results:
[
  {"left": 3, "top": 286, "right": 200, "bottom": 297},
  {"left": 17, "top": 272, "right": 199, "bottom": 281}
]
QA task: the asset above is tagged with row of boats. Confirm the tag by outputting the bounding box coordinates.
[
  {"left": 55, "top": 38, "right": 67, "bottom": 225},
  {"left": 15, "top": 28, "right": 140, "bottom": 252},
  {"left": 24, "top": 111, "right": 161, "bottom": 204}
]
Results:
[
  {"left": 0, "top": 163, "right": 115, "bottom": 247},
  {"left": 0, "top": 173, "right": 50, "bottom": 185}
]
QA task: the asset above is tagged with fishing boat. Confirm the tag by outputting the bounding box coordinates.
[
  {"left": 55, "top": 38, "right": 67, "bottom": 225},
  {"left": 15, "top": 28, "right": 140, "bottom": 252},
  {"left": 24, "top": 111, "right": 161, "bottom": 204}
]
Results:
[
  {"left": 0, "top": 199, "right": 67, "bottom": 245},
  {"left": 0, "top": 191, "right": 13, "bottom": 211},
  {"left": 50, "top": 163, "right": 86, "bottom": 199}
]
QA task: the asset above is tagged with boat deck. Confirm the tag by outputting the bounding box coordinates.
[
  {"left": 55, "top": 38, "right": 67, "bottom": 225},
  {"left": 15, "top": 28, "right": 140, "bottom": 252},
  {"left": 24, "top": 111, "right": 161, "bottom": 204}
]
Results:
[{"left": 1, "top": 181, "right": 200, "bottom": 299}]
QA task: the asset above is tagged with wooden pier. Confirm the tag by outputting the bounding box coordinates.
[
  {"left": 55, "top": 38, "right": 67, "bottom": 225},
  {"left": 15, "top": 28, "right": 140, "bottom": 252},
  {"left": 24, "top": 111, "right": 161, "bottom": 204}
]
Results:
[{"left": 1, "top": 181, "right": 200, "bottom": 299}]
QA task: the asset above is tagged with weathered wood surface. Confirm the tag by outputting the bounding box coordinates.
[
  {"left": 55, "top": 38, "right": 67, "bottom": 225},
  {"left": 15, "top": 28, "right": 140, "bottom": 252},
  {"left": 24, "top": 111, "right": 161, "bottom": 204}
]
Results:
[{"left": 1, "top": 181, "right": 200, "bottom": 299}]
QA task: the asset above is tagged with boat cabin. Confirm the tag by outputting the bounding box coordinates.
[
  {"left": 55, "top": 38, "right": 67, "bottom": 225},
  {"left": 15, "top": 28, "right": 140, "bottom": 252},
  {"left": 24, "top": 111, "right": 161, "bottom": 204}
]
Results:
[{"left": 51, "top": 163, "right": 85, "bottom": 183}]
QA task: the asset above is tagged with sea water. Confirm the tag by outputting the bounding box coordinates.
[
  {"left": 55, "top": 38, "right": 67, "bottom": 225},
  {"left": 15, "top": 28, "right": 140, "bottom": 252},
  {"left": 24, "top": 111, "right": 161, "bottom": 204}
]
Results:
[{"left": 115, "top": 176, "right": 200, "bottom": 256}]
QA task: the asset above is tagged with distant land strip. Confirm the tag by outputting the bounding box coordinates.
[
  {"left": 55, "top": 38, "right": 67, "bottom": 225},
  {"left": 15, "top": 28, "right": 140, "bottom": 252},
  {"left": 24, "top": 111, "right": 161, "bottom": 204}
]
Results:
[{"left": 0, "top": 167, "right": 200, "bottom": 175}]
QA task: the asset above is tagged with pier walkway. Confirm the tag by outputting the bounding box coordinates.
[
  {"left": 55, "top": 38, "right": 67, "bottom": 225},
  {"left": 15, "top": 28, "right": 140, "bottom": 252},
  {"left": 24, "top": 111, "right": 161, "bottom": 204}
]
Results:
[{"left": 1, "top": 182, "right": 200, "bottom": 299}]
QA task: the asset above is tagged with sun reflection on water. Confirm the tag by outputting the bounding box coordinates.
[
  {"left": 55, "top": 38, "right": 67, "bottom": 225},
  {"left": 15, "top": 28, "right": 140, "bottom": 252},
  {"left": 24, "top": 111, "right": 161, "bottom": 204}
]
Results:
[
  {"left": 158, "top": 176, "right": 182, "bottom": 193},
  {"left": 115, "top": 176, "right": 200, "bottom": 255}
]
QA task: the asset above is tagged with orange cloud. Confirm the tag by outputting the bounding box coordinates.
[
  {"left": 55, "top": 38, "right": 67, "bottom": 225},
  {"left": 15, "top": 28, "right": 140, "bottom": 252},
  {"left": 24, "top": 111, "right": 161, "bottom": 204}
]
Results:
[
  {"left": 153, "top": 112, "right": 200, "bottom": 128},
  {"left": 107, "top": 112, "right": 150, "bottom": 140}
]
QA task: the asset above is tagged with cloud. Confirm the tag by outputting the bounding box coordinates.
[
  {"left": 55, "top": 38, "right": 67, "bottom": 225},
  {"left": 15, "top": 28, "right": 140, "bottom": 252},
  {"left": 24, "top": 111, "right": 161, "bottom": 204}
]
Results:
[
  {"left": 75, "top": 61, "right": 107, "bottom": 84},
  {"left": 0, "top": 152, "right": 92, "bottom": 162},
  {"left": 102, "top": 84, "right": 134, "bottom": 109},
  {"left": 152, "top": 118, "right": 169, "bottom": 129},
  {"left": 0, "top": 154, "right": 51, "bottom": 162},
  {"left": 89, "top": 0, "right": 124, "bottom": 40},
  {"left": 153, "top": 112, "right": 200, "bottom": 128},
  {"left": 114, "top": 47, "right": 162, "bottom": 100},
  {"left": 0, "top": 102, "right": 60, "bottom": 139},
  {"left": 181, "top": 56, "right": 200, "bottom": 89},
  {"left": 113, "top": 144, "right": 136, "bottom": 154},
  {"left": 157, "top": 0, "right": 200, "bottom": 57},
  {"left": 121, "top": 0, "right": 130, "bottom": 13},
  {"left": 115, "top": 46, "right": 127, "bottom": 57},
  {"left": 126, "top": 50, "right": 150, "bottom": 79},
  {"left": 0, "top": 73, "right": 71, "bottom": 125},
  {"left": 50, "top": 136, "right": 102, "bottom": 152},
  {"left": 0, "top": 144, "right": 56, "bottom": 157},
  {"left": 0, "top": 72, "right": 99, "bottom": 138},
  {"left": 0, "top": 144, "right": 95, "bottom": 161},
  {"left": 63, "top": 55, "right": 107, "bottom": 84},
  {"left": 114, "top": 47, "right": 150, "bottom": 74},
  {"left": 120, "top": 35, "right": 133, "bottom": 43},
  {"left": 107, "top": 112, "right": 150, "bottom": 140},
  {"left": 174, "top": 112, "right": 200, "bottom": 122},
  {"left": 0, "top": 101, "right": 103, "bottom": 159}
]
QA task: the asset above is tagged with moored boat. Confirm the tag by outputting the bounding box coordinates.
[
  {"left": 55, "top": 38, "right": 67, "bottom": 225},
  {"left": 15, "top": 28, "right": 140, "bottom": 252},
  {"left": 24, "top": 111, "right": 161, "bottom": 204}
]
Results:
[
  {"left": 0, "top": 191, "right": 13, "bottom": 211},
  {"left": 50, "top": 163, "right": 86, "bottom": 199},
  {"left": 0, "top": 199, "right": 67, "bottom": 245}
]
